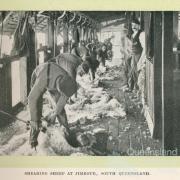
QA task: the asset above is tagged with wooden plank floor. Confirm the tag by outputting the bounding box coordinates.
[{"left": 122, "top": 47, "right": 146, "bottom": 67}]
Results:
[{"left": 98, "top": 66, "right": 162, "bottom": 155}]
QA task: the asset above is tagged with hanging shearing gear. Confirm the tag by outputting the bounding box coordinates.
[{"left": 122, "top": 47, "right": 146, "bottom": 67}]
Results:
[
  {"left": 72, "top": 26, "right": 80, "bottom": 44},
  {"left": 10, "top": 12, "right": 36, "bottom": 93},
  {"left": 11, "top": 12, "right": 35, "bottom": 57}
]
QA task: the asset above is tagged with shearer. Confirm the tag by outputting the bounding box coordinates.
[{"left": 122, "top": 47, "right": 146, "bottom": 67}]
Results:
[
  {"left": 28, "top": 53, "right": 91, "bottom": 149},
  {"left": 71, "top": 42, "right": 99, "bottom": 81},
  {"left": 49, "top": 50, "right": 90, "bottom": 101},
  {"left": 97, "top": 44, "right": 108, "bottom": 67}
]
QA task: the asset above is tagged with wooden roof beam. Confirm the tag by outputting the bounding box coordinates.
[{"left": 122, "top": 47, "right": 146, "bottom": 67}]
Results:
[{"left": 101, "top": 18, "right": 126, "bottom": 28}]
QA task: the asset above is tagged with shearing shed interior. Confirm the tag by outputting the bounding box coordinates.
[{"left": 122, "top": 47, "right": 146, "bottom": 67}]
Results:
[{"left": 0, "top": 11, "right": 179, "bottom": 156}]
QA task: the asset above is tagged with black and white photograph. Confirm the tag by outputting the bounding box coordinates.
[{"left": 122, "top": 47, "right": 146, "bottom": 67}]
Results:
[{"left": 0, "top": 11, "right": 178, "bottom": 156}]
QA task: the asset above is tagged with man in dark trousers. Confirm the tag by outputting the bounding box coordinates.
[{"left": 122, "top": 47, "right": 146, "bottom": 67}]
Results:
[{"left": 128, "top": 18, "right": 144, "bottom": 91}]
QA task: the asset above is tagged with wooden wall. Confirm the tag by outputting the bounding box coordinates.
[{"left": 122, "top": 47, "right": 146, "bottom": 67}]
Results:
[
  {"left": 0, "top": 56, "right": 27, "bottom": 126},
  {"left": 144, "top": 12, "right": 175, "bottom": 152}
]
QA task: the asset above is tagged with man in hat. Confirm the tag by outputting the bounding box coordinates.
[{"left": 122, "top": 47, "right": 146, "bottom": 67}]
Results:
[{"left": 127, "top": 18, "right": 145, "bottom": 92}]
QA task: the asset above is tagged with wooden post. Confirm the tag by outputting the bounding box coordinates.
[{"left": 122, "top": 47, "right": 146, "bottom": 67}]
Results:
[
  {"left": 173, "top": 12, "right": 180, "bottom": 154},
  {"left": 162, "top": 12, "right": 174, "bottom": 151},
  {"left": 173, "top": 12, "right": 179, "bottom": 49},
  {"left": 173, "top": 12, "right": 179, "bottom": 70},
  {"left": 45, "top": 15, "right": 54, "bottom": 58},
  {"left": 0, "top": 59, "right": 12, "bottom": 112},
  {"left": 173, "top": 55, "right": 180, "bottom": 154},
  {"left": 34, "top": 13, "right": 38, "bottom": 66},
  {"left": 63, "top": 23, "right": 69, "bottom": 53},
  {"left": 144, "top": 12, "right": 163, "bottom": 140},
  {"left": 53, "top": 13, "right": 58, "bottom": 57},
  {"left": 0, "top": 59, "right": 12, "bottom": 126},
  {"left": 152, "top": 12, "right": 163, "bottom": 139},
  {"left": 19, "top": 57, "right": 27, "bottom": 103}
]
